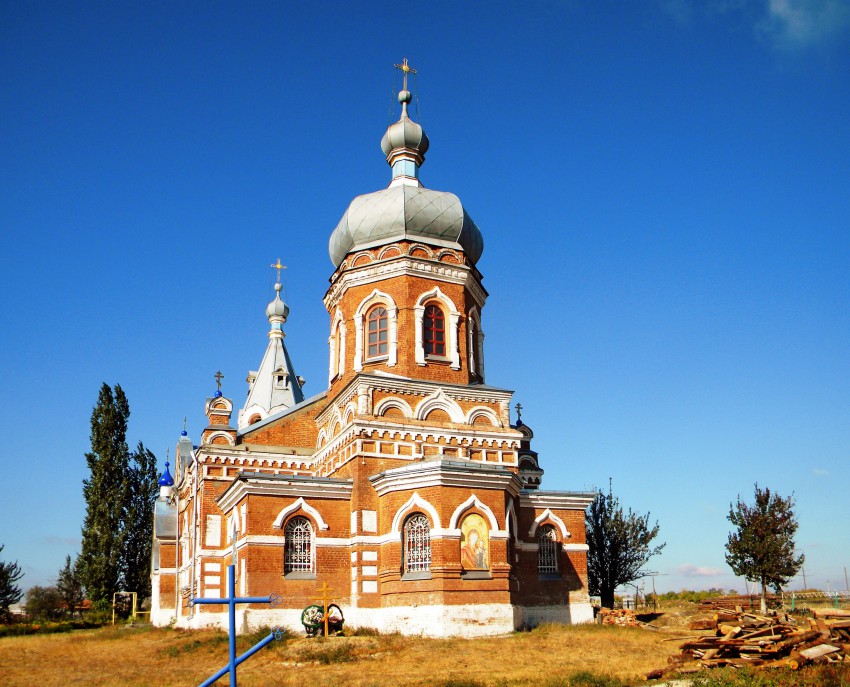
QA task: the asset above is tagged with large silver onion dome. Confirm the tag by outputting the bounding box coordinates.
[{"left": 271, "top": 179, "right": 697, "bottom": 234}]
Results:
[
  {"left": 330, "top": 185, "right": 483, "bottom": 266},
  {"left": 328, "top": 84, "right": 483, "bottom": 267}
]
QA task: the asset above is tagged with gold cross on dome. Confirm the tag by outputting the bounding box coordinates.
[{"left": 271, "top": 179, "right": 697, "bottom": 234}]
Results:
[
  {"left": 393, "top": 57, "right": 416, "bottom": 91},
  {"left": 270, "top": 258, "right": 287, "bottom": 282},
  {"left": 214, "top": 370, "right": 224, "bottom": 391}
]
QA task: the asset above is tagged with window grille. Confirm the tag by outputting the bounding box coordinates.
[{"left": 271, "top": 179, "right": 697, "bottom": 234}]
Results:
[
  {"left": 404, "top": 513, "right": 431, "bottom": 573},
  {"left": 367, "top": 306, "right": 388, "bottom": 358},
  {"left": 284, "top": 516, "right": 313, "bottom": 573},
  {"left": 537, "top": 525, "right": 559, "bottom": 574},
  {"left": 424, "top": 304, "right": 445, "bottom": 356}
]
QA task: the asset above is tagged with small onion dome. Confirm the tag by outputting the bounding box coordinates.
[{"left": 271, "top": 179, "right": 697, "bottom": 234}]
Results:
[
  {"left": 181, "top": 429, "right": 188, "bottom": 437},
  {"left": 214, "top": 389, "right": 222, "bottom": 398},
  {"left": 158, "top": 461, "right": 174, "bottom": 487},
  {"left": 380, "top": 90, "right": 429, "bottom": 167},
  {"left": 266, "top": 282, "right": 289, "bottom": 321}
]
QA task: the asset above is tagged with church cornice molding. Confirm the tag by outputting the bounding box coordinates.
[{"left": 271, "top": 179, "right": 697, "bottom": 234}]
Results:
[
  {"left": 519, "top": 491, "right": 597, "bottom": 511},
  {"left": 324, "top": 256, "right": 488, "bottom": 311},
  {"left": 369, "top": 459, "right": 522, "bottom": 497},
  {"left": 217, "top": 472, "right": 353, "bottom": 512}
]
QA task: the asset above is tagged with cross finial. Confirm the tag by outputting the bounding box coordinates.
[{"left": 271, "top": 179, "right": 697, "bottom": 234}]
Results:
[
  {"left": 214, "top": 370, "right": 224, "bottom": 391},
  {"left": 183, "top": 416, "right": 187, "bottom": 432},
  {"left": 515, "top": 402, "right": 523, "bottom": 422},
  {"left": 270, "top": 258, "right": 286, "bottom": 283},
  {"left": 394, "top": 57, "right": 416, "bottom": 92}
]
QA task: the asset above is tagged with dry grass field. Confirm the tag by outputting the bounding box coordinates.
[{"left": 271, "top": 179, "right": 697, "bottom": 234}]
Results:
[
  {"left": 0, "top": 621, "right": 677, "bottom": 687},
  {"left": 2, "top": 606, "right": 849, "bottom": 687}
]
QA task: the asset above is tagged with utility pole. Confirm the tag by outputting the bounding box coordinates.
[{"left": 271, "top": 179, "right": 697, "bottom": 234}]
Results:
[
  {"left": 802, "top": 567, "right": 807, "bottom": 591},
  {"left": 844, "top": 566, "right": 848, "bottom": 592}
]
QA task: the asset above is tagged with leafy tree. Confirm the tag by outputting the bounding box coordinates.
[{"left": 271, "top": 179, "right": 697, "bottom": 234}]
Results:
[
  {"left": 0, "top": 544, "right": 24, "bottom": 621},
  {"left": 120, "top": 441, "right": 159, "bottom": 600},
  {"left": 56, "top": 555, "right": 85, "bottom": 618},
  {"left": 79, "top": 383, "right": 131, "bottom": 607},
  {"left": 725, "top": 484, "right": 804, "bottom": 614},
  {"left": 586, "top": 484, "right": 665, "bottom": 608},
  {"left": 25, "top": 586, "right": 64, "bottom": 621}
]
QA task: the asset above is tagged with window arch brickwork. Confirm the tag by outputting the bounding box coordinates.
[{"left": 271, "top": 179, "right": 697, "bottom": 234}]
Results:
[
  {"left": 353, "top": 290, "right": 398, "bottom": 371},
  {"left": 366, "top": 305, "right": 389, "bottom": 358},
  {"left": 414, "top": 287, "right": 460, "bottom": 369},
  {"left": 537, "top": 524, "right": 559, "bottom": 574},
  {"left": 284, "top": 516, "right": 314, "bottom": 574},
  {"left": 403, "top": 513, "right": 431, "bottom": 574}
]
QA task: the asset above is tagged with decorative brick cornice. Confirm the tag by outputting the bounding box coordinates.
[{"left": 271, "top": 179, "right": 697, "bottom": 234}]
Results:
[
  {"left": 217, "top": 472, "right": 353, "bottom": 512},
  {"left": 324, "top": 256, "right": 487, "bottom": 311},
  {"left": 519, "top": 491, "right": 597, "bottom": 511},
  {"left": 370, "top": 459, "right": 523, "bottom": 497}
]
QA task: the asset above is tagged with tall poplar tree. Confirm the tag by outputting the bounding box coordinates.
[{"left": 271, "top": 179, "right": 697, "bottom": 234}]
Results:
[
  {"left": 79, "top": 383, "right": 131, "bottom": 608},
  {"left": 120, "top": 441, "right": 159, "bottom": 599}
]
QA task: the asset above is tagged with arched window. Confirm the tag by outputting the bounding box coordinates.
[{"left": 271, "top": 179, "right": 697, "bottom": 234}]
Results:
[
  {"left": 537, "top": 524, "right": 559, "bottom": 574},
  {"left": 424, "top": 304, "right": 445, "bottom": 356},
  {"left": 403, "top": 513, "right": 431, "bottom": 573},
  {"left": 366, "top": 306, "right": 388, "bottom": 359},
  {"left": 284, "top": 516, "right": 314, "bottom": 574}
]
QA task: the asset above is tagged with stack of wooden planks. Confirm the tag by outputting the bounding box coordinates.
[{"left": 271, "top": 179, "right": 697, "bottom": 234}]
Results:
[
  {"left": 698, "top": 594, "right": 780, "bottom": 611},
  {"left": 646, "top": 607, "right": 850, "bottom": 680},
  {"left": 598, "top": 608, "right": 641, "bottom": 627}
]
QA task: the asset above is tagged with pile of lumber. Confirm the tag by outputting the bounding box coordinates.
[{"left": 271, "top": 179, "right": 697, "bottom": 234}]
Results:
[
  {"left": 646, "top": 608, "right": 850, "bottom": 680},
  {"left": 598, "top": 608, "right": 641, "bottom": 627},
  {"left": 698, "top": 594, "right": 780, "bottom": 611}
]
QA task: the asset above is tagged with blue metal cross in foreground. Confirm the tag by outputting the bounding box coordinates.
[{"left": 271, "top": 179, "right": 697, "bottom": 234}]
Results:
[{"left": 191, "top": 564, "right": 283, "bottom": 687}]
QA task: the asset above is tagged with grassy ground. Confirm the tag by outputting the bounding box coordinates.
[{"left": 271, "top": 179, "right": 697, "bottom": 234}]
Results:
[
  {"left": 0, "top": 622, "right": 676, "bottom": 687},
  {"left": 1, "top": 606, "right": 848, "bottom": 687}
]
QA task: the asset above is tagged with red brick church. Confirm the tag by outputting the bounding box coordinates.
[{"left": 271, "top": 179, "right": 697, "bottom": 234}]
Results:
[{"left": 150, "top": 63, "right": 595, "bottom": 636}]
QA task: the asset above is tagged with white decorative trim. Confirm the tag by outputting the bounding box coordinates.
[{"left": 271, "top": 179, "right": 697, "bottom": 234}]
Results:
[
  {"left": 414, "top": 286, "right": 461, "bottom": 369},
  {"left": 205, "top": 431, "right": 235, "bottom": 446},
  {"left": 505, "top": 500, "right": 518, "bottom": 543},
  {"left": 342, "top": 401, "right": 356, "bottom": 426},
  {"left": 323, "top": 257, "right": 488, "bottom": 313},
  {"left": 205, "top": 396, "right": 233, "bottom": 415},
  {"left": 272, "top": 497, "right": 330, "bottom": 531},
  {"left": 465, "top": 405, "right": 500, "bottom": 427},
  {"left": 354, "top": 289, "right": 398, "bottom": 371},
  {"left": 390, "top": 492, "right": 441, "bottom": 534},
  {"left": 519, "top": 492, "right": 596, "bottom": 511},
  {"left": 448, "top": 495, "right": 500, "bottom": 531},
  {"left": 373, "top": 396, "right": 413, "bottom": 418},
  {"left": 371, "top": 459, "right": 523, "bottom": 498},
  {"left": 415, "top": 388, "right": 465, "bottom": 423},
  {"left": 562, "top": 543, "right": 590, "bottom": 551},
  {"left": 528, "top": 508, "right": 570, "bottom": 540},
  {"left": 329, "top": 309, "right": 346, "bottom": 383},
  {"left": 467, "top": 306, "right": 485, "bottom": 380}
]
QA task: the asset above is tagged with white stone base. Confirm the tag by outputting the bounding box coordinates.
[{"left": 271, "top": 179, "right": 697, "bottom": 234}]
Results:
[
  {"left": 163, "top": 601, "right": 594, "bottom": 636},
  {"left": 519, "top": 602, "right": 594, "bottom": 627}
]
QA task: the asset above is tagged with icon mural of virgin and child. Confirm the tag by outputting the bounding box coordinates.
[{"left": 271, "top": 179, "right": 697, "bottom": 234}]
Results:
[{"left": 461, "top": 518, "right": 489, "bottom": 570}]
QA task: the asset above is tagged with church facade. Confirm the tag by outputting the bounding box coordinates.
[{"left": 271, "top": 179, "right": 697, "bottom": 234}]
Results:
[{"left": 150, "top": 68, "right": 595, "bottom": 636}]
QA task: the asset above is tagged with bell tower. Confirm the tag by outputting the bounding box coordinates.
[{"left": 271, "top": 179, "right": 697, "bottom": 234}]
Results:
[{"left": 325, "top": 60, "right": 487, "bottom": 393}]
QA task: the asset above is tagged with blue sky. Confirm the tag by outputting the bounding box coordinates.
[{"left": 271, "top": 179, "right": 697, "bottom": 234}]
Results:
[{"left": 2, "top": 1, "right": 848, "bottom": 597}]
